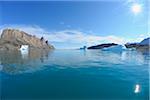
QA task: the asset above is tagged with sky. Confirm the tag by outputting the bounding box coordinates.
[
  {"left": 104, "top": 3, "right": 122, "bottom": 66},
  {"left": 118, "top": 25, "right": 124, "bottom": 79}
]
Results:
[{"left": 0, "top": 0, "right": 149, "bottom": 49}]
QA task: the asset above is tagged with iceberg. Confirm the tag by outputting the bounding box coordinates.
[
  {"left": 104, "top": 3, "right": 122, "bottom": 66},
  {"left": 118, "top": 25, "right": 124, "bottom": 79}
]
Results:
[
  {"left": 102, "top": 45, "right": 126, "bottom": 52},
  {"left": 20, "top": 45, "right": 29, "bottom": 59},
  {"left": 80, "top": 46, "right": 87, "bottom": 50}
]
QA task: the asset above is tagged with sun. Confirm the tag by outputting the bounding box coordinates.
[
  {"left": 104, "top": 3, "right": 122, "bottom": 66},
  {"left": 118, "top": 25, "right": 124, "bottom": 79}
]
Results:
[{"left": 131, "top": 3, "right": 142, "bottom": 14}]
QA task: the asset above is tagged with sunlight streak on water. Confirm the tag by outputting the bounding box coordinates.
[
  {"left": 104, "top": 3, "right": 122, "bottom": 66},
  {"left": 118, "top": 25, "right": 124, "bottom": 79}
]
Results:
[{"left": 134, "top": 84, "right": 140, "bottom": 93}]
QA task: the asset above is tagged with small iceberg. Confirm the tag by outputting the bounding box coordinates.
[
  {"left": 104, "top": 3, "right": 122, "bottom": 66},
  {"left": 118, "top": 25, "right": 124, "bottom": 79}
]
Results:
[
  {"left": 102, "top": 45, "right": 126, "bottom": 52},
  {"left": 80, "top": 46, "right": 87, "bottom": 50},
  {"left": 19, "top": 45, "right": 29, "bottom": 58}
]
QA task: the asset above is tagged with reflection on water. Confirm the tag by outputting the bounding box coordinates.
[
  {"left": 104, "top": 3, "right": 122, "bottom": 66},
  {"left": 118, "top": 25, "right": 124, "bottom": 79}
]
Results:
[
  {"left": 0, "top": 49, "right": 52, "bottom": 74},
  {"left": 0, "top": 49, "right": 149, "bottom": 75},
  {"left": 0, "top": 63, "right": 3, "bottom": 71},
  {"left": 121, "top": 50, "right": 146, "bottom": 65}
]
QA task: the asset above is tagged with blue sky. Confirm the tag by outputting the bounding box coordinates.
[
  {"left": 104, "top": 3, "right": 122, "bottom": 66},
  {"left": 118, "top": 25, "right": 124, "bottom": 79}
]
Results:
[{"left": 0, "top": 0, "right": 149, "bottom": 49}]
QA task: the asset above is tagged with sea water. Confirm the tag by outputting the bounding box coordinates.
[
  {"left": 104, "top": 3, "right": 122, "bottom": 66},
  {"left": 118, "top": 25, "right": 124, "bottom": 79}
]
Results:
[{"left": 0, "top": 49, "right": 149, "bottom": 100}]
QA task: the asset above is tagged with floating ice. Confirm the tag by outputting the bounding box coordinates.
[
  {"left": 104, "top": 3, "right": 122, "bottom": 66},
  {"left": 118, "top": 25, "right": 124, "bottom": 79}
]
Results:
[
  {"left": 102, "top": 45, "right": 125, "bottom": 52},
  {"left": 20, "top": 45, "right": 29, "bottom": 59}
]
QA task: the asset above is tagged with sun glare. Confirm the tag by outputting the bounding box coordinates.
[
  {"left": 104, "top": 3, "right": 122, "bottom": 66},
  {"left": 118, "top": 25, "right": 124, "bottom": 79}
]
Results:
[{"left": 131, "top": 3, "right": 142, "bottom": 14}]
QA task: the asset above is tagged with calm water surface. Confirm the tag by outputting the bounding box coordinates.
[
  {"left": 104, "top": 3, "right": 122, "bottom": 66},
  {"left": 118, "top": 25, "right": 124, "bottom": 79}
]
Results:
[{"left": 0, "top": 49, "right": 149, "bottom": 100}]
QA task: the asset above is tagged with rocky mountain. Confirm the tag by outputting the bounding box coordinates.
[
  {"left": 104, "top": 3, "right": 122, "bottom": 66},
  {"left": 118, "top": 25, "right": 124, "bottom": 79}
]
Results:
[
  {"left": 125, "top": 43, "right": 138, "bottom": 48},
  {"left": 125, "top": 37, "right": 150, "bottom": 52},
  {"left": 0, "top": 29, "right": 54, "bottom": 50},
  {"left": 87, "top": 43, "right": 118, "bottom": 49},
  {"left": 125, "top": 37, "right": 150, "bottom": 48},
  {"left": 139, "top": 37, "right": 150, "bottom": 45}
]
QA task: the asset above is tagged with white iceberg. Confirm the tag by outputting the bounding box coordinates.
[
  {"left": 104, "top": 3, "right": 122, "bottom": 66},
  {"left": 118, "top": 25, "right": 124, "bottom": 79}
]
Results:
[
  {"left": 19, "top": 45, "right": 29, "bottom": 59},
  {"left": 102, "top": 45, "right": 126, "bottom": 52}
]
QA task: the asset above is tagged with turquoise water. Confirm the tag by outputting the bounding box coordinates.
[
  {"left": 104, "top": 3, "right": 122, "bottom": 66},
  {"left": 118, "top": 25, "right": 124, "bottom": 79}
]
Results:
[{"left": 0, "top": 49, "right": 149, "bottom": 100}]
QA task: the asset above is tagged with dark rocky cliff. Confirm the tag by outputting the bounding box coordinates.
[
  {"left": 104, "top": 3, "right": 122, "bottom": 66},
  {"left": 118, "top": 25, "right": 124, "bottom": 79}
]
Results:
[
  {"left": 125, "top": 38, "right": 150, "bottom": 52},
  {"left": 87, "top": 43, "right": 118, "bottom": 49}
]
